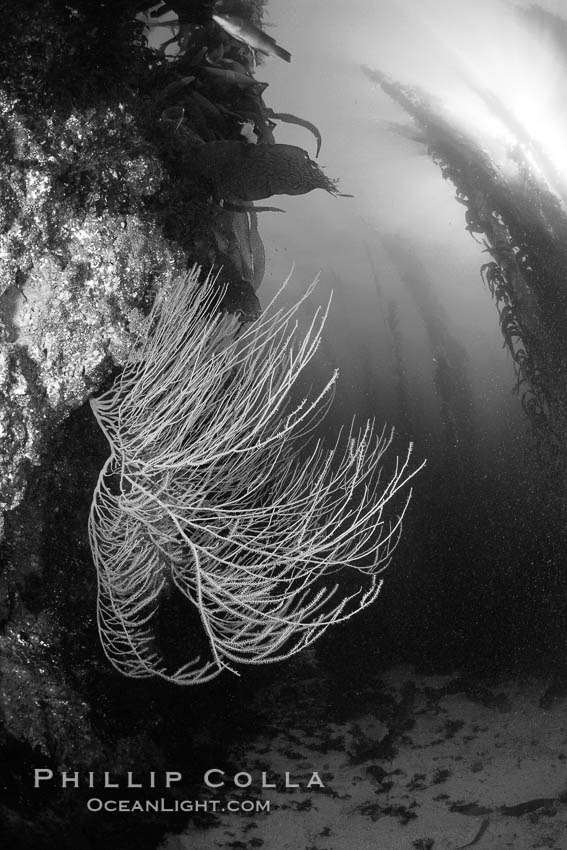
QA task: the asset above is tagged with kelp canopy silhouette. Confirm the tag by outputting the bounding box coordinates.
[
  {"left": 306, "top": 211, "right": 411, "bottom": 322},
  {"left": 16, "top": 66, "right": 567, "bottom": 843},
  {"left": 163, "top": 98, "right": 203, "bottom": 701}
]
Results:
[
  {"left": 379, "top": 235, "right": 477, "bottom": 482},
  {"left": 363, "top": 65, "right": 567, "bottom": 473},
  {"left": 89, "top": 267, "right": 422, "bottom": 685}
]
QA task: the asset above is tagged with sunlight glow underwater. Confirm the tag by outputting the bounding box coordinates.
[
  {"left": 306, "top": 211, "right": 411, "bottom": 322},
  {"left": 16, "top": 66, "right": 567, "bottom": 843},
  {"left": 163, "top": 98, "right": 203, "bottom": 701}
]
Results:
[{"left": 363, "top": 0, "right": 567, "bottom": 200}]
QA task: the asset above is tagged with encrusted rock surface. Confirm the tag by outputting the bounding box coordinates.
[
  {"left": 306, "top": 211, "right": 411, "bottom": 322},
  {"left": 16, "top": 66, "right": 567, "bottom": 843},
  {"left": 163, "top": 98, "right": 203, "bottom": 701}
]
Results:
[
  {"left": 0, "top": 2, "right": 273, "bottom": 847},
  {"left": 0, "top": 110, "right": 186, "bottom": 525}
]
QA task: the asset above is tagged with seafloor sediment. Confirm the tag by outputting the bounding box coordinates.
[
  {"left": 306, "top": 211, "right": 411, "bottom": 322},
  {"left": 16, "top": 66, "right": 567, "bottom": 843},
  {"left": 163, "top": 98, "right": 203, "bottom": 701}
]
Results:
[{"left": 164, "top": 664, "right": 567, "bottom": 850}]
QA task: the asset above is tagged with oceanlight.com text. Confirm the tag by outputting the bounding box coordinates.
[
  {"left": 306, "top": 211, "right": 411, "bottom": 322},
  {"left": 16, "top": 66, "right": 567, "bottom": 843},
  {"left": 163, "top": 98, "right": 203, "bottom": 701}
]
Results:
[{"left": 86, "top": 797, "right": 271, "bottom": 814}]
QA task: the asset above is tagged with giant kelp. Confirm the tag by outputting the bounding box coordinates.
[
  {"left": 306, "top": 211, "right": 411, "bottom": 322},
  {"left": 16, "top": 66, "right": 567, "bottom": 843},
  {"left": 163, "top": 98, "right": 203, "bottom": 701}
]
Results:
[
  {"left": 364, "top": 244, "right": 412, "bottom": 435},
  {"left": 380, "top": 235, "right": 477, "bottom": 482},
  {"left": 189, "top": 140, "right": 341, "bottom": 202},
  {"left": 363, "top": 65, "right": 567, "bottom": 492}
]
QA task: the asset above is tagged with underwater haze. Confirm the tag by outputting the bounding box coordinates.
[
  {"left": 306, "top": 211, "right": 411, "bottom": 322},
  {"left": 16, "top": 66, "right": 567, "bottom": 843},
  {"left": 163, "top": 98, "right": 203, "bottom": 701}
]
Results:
[
  {"left": 255, "top": 0, "right": 567, "bottom": 672},
  {"left": 163, "top": 5, "right": 567, "bottom": 847},
  {"left": 6, "top": 2, "right": 567, "bottom": 847}
]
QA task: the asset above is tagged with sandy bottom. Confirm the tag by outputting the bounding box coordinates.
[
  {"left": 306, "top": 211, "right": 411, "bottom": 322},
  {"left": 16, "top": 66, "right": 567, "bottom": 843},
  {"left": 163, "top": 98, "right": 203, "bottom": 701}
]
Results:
[{"left": 161, "top": 664, "right": 567, "bottom": 850}]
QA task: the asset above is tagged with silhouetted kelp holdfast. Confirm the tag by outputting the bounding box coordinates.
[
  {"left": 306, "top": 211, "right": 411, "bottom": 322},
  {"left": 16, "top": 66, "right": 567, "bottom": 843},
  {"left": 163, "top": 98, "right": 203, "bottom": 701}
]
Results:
[{"left": 88, "top": 266, "right": 424, "bottom": 685}]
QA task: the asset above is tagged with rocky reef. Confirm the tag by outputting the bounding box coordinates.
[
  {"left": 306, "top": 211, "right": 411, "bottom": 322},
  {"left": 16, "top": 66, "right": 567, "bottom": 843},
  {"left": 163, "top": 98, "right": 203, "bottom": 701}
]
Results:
[{"left": 0, "top": 1, "right": 339, "bottom": 846}]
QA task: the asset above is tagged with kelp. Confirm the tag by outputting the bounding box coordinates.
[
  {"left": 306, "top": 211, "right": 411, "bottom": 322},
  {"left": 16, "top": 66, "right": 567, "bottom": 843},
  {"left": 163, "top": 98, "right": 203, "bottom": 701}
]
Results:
[
  {"left": 143, "top": 3, "right": 343, "bottom": 285},
  {"left": 190, "top": 140, "right": 343, "bottom": 201},
  {"left": 265, "top": 109, "right": 322, "bottom": 157},
  {"left": 364, "top": 65, "right": 567, "bottom": 479},
  {"left": 365, "top": 243, "right": 412, "bottom": 433},
  {"left": 382, "top": 235, "right": 478, "bottom": 480}
]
